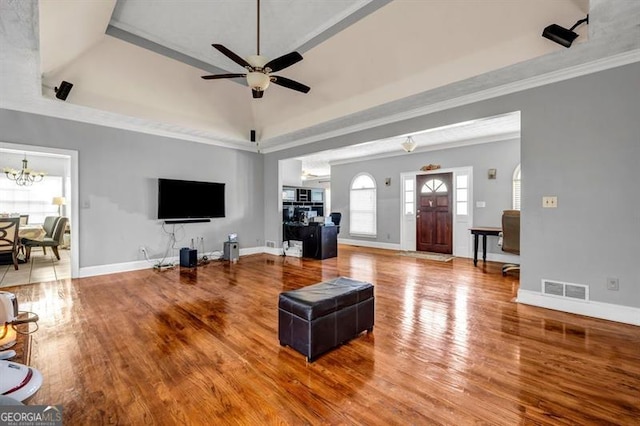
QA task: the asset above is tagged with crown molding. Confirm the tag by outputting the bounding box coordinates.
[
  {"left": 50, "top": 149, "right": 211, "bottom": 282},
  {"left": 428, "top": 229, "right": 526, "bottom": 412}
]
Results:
[{"left": 1, "top": 96, "right": 258, "bottom": 153}]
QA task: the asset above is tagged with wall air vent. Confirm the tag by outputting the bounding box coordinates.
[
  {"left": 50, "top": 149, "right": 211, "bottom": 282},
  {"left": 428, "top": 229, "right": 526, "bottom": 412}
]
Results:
[{"left": 542, "top": 279, "right": 589, "bottom": 301}]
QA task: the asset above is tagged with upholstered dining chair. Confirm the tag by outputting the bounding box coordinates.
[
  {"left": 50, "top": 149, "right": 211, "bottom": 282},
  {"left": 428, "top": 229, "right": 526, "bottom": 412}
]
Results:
[
  {"left": 19, "top": 215, "right": 29, "bottom": 226},
  {"left": 23, "top": 217, "right": 68, "bottom": 261},
  {"left": 501, "top": 210, "right": 520, "bottom": 275},
  {"left": 0, "top": 217, "right": 21, "bottom": 270},
  {"left": 23, "top": 216, "right": 60, "bottom": 257}
]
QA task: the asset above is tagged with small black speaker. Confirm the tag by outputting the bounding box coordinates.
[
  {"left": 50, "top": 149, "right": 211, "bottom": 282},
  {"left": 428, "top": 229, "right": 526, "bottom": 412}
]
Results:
[
  {"left": 55, "top": 81, "right": 73, "bottom": 101},
  {"left": 179, "top": 247, "right": 197, "bottom": 268},
  {"left": 250, "top": 130, "right": 256, "bottom": 142}
]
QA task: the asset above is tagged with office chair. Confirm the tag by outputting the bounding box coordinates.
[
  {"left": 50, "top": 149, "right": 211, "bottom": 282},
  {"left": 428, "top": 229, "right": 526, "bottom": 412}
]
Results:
[
  {"left": 501, "top": 210, "right": 520, "bottom": 276},
  {"left": 329, "top": 212, "right": 342, "bottom": 234}
]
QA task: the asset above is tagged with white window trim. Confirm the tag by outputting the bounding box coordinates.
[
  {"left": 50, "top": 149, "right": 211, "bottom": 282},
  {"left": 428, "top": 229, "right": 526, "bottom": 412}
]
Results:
[
  {"left": 512, "top": 164, "right": 521, "bottom": 210},
  {"left": 349, "top": 172, "right": 377, "bottom": 237}
]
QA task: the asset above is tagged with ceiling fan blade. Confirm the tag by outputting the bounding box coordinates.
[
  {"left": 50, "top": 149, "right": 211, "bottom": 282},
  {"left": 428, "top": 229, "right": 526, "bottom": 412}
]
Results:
[
  {"left": 252, "top": 89, "right": 264, "bottom": 99},
  {"left": 201, "top": 73, "right": 246, "bottom": 80},
  {"left": 212, "top": 44, "right": 252, "bottom": 69},
  {"left": 264, "top": 51, "right": 303, "bottom": 73},
  {"left": 271, "top": 76, "right": 310, "bottom": 94}
]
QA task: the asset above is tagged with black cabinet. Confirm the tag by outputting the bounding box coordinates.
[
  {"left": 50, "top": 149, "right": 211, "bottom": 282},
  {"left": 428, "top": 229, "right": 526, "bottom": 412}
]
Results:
[
  {"left": 303, "top": 225, "right": 338, "bottom": 260},
  {"left": 284, "top": 224, "right": 338, "bottom": 260}
]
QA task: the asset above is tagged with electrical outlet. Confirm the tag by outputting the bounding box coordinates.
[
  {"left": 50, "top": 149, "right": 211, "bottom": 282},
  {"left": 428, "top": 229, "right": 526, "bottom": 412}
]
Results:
[
  {"left": 606, "top": 277, "right": 619, "bottom": 291},
  {"left": 542, "top": 196, "right": 558, "bottom": 208}
]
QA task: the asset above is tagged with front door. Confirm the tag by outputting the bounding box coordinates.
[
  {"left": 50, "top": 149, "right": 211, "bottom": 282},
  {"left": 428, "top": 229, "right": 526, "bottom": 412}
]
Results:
[{"left": 416, "top": 173, "right": 453, "bottom": 253}]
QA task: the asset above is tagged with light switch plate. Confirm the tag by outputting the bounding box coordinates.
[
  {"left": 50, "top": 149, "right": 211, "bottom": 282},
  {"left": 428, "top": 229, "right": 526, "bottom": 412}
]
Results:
[{"left": 476, "top": 201, "right": 486, "bottom": 208}]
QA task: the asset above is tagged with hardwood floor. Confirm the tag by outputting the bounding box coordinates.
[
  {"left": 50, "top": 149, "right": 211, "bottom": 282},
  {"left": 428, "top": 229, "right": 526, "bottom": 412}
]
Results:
[{"left": 5, "top": 245, "right": 639, "bottom": 425}]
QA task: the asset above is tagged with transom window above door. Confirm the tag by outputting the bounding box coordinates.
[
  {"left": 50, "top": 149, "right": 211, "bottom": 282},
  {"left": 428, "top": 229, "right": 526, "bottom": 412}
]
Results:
[{"left": 421, "top": 179, "right": 448, "bottom": 193}]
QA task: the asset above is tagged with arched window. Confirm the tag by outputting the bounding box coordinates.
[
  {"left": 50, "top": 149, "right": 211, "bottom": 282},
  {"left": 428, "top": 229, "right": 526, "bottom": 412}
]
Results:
[
  {"left": 513, "top": 164, "right": 521, "bottom": 210},
  {"left": 350, "top": 173, "right": 376, "bottom": 236},
  {"left": 420, "top": 178, "right": 448, "bottom": 193}
]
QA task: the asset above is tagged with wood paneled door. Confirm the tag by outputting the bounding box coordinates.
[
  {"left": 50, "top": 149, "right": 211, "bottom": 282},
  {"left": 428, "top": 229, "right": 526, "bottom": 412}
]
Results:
[{"left": 416, "top": 173, "right": 453, "bottom": 253}]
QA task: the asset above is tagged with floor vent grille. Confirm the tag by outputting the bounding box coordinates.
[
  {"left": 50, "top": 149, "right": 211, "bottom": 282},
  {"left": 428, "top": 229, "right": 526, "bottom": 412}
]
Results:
[{"left": 542, "top": 279, "right": 589, "bottom": 301}]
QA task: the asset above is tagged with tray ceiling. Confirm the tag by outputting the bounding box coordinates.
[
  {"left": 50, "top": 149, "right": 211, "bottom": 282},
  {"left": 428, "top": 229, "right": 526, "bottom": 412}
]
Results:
[{"left": 6, "top": 0, "right": 637, "bottom": 157}]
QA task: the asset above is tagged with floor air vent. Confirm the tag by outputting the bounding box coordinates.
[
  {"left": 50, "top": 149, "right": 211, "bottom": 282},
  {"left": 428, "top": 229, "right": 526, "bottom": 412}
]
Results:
[{"left": 542, "top": 279, "right": 589, "bottom": 301}]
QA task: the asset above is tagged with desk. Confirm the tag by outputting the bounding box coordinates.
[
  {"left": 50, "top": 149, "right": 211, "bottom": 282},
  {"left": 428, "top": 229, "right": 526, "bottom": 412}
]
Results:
[
  {"left": 283, "top": 223, "right": 338, "bottom": 260},
  {"left": 469, "top": 227, "right": 501, "bottom": 266},
  {"left": 19, "top": 224, "right": 45, "bottom": 241}
]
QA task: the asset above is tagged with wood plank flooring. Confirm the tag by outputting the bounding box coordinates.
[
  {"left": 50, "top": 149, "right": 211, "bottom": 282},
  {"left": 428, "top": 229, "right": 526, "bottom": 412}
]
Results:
[{"left": 5, "top": 245, "right": 640, "bottom": 425}]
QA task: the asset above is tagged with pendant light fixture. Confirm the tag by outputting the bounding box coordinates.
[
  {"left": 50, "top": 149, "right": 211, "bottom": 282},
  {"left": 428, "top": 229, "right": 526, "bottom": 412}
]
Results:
[{"left": 401, "top": 136, "right": 417, "bottom": 153}]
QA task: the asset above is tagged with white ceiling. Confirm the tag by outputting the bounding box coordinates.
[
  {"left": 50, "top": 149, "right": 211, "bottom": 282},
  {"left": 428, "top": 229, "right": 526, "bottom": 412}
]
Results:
[{"left": 25, "top": 0, "right": 595, "bottom": 153}]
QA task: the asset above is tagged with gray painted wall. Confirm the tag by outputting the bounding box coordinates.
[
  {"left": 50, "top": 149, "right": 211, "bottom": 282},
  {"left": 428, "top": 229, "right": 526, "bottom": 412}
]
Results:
[
  {"left": 280, "top": 159, "right": 302, "bottom": 187},
  {"left": 331, "top": 139, "right": 520, "bottom": 249},
  {"left": 0, "top": 110, "right": 264, "bottom": 268},
  {"left": 265, "top": 62, "right": 640, "bottom": 309}
]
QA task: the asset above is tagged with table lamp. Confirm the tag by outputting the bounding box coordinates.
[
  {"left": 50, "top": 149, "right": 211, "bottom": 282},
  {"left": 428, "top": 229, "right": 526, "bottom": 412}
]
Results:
[{"left": 52, "top": 196, "right": 66, "bottom": 216}]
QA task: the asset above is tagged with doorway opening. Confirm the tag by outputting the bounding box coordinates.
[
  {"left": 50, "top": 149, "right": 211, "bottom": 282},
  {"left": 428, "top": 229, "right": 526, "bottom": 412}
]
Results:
[{"left": 0, "top": 142, "right": 79, "bottom": 286}]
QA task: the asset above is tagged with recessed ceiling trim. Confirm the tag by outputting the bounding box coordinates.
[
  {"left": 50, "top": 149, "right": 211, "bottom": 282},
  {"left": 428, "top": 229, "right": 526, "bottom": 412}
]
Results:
[
  {"left": 106, "top": 25, "right": 237, "bottom": 79},
  {"left": 260, "top": 49, "right": 640, "bottom": 154},
  {"left": 328, "top": 134, "right": 521, "bottom": 168}
]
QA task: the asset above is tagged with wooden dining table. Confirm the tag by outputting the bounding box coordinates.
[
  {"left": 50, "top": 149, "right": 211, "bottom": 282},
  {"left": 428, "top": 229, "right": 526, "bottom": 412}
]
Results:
[{"left": 19, "top": 224, "right": 46, "bottom": 241}]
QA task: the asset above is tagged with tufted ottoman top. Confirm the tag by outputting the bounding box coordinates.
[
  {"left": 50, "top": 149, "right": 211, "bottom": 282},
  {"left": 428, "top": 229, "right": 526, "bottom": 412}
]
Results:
[{"left": 278, "top": 277, "right": 374, "bottom": 321}]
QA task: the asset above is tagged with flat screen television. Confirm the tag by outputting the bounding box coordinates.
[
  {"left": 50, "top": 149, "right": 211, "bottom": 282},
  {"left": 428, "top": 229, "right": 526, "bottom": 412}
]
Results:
[{"left": 157, "top": 178, "right": 225, "bottom": 219}]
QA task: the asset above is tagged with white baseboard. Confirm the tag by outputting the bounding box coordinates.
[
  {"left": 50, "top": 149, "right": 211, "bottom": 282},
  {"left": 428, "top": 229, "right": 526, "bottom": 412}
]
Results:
[
  {"left": 239, "top": 246, "right": 265, "bottom": 256},
  {"left": 484, "top": 252, "right": 520, "bottom": 263},
  {"left": 262, "top": 246, "right": 284, "bottom": 256},
  {"left": 517, "top": 289, "right": 640, "bottom": 326},
  {"left": 338, "top": 238, "right": 401, "bottom": 251},
  {"left": 79, "top": 257, "right": 172, "bottom": 278},
  {"left": 78, "top": 247, "right": 271, "bottom": 278}
]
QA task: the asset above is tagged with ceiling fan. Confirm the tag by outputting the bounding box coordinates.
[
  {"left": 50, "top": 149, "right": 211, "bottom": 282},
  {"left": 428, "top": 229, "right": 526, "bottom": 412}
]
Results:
[{"left": 201, "top": 0, "right": 310, "bottom": 99}]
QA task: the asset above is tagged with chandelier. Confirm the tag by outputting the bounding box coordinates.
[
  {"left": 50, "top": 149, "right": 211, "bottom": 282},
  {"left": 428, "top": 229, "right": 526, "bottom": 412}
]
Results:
[{"left": 3, "top": 155, "right": 45, "bottom": 186}]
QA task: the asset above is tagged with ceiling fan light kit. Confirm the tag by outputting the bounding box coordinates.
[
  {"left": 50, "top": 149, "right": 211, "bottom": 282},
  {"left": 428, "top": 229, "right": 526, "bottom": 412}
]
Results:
[
  {"left": 247, "top": 72, "right": 270, "bottom": 91},
  {"left": 201, "top": 0, "right": 310, "bottom": 99}
]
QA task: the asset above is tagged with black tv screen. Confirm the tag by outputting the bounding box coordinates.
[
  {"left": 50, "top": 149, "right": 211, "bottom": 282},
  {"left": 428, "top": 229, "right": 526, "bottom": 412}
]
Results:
[{"left": 157, "top": 178, "right": 225, "bottom": 219}]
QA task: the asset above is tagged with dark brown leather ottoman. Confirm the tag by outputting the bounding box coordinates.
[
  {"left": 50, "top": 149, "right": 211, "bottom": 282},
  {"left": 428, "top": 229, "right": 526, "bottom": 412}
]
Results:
[{"left": 278, "top": 277, "right": 374, "bottom": 362}]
